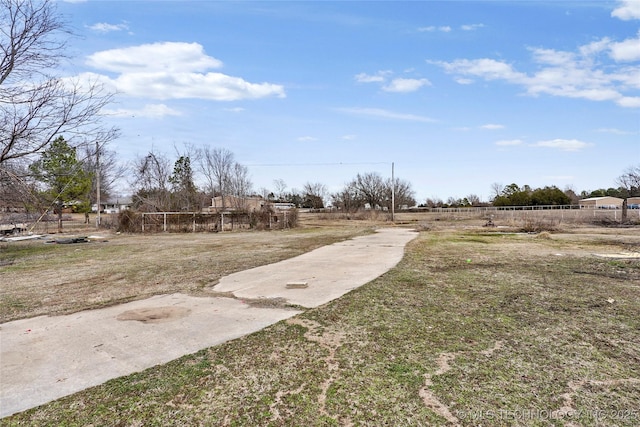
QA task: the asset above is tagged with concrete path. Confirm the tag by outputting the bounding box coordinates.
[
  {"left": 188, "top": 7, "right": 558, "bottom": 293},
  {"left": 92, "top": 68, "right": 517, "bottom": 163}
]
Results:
[
  {"left": 0, "top": 228, "right": 417, "bottom": 418},
  {"left": 214, "top": 228, "right": 418, "bottom": 307}
]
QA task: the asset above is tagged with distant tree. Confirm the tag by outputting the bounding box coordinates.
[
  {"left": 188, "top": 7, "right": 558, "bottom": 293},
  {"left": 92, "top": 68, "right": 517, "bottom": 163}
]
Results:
[
  {"left": 282, "top": 190, "right": 305, "bottom": 208},
  {"left": 332, "top": 172, "right": 415, "bottom": 212},
  {"left": 563, "top": 186, "right": 580, "bottom": 205},
  {"left": 303, "top": 182, "right": 327, "bottom": 209},
  {"left": 588, "top": 189, "right": 607, "bottom": 197},
  {"left": 616, "top": 164, "right": 640, "bottom": 221},
  {"left": 423, "top": 197, "right": 444, "bottom": 208},
  {"left": 465, "top": 194, "right": 482, "bottom": 207},
  {"left": 169, "top": 156, "right": 198, "bottom": 210},
  {"left": 530, "top": 186, "right": 571, "bottom": 206},
  {"left": 489, "top": 183, "right": 504, "bottom": 202},
  {"left": 354, "top": 172, "right": 386, "bottom": 209},
  {"left": 273, "top": 178, "right": 287, "bottom": 202},
  {"left": 131, "top": 150, "right": 171, "bottom": 211},
  {"left": 493, "top": 183, "right": 532, "bottom": 206},
  {"left": 198, "top": 147, "right": 234, "bottom": 208},
  {"left": 387, "top": 177, "right": 416, "bottom": 209},
  {"left": 29, "top": 136, "right": 91, "bottom": 231},
  {"left": 331, "top": 181, "right": 363, "bottom": 213},
  {"left": 80, "top": 139, "right": 126, "bottom": 206},
  {"left": 445, "top": 197, "right": 462, "bottom": 208},
  {"left": 227, "top": 163, "right": 253, "bottom": 210},
  {"left": 589, "top": 187, "right": 628, "bottom": 198}
]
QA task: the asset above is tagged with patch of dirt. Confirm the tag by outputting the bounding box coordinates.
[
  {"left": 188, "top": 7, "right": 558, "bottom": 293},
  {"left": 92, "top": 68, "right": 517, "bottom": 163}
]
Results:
[
  {"left": 419, "top": 352, "right": 461, "bottom": 426},
  {"left": 286, "top": 317, "right": 348, "bottom": 424},
  {"left": 116, "top": 306, "right": 191, "bottom": 323},
  {"left": 419, "top": 341, "right": 504, "bottom": 426},
  {"left": 552, "top": 378, "right": 640, "bottom": 425}
]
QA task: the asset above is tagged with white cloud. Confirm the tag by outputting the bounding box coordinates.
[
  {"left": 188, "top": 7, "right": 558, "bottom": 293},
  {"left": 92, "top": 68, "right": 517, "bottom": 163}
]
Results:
[
  {"left": 297, "top": 136, "right": 317, "bottom": 142},
  {"left": 224, "top": 107, "right": 245, "bottom": 113},
  {"left": 531, "top": 139, "right": 593, "bottom": 151},
  {"left": 432, "top": 35, "right": 640, "bottom": 108},
  {"left": 609, "top": 31, "right": 640, "bottom": 61},
  {"left": 461, "top": 24, "right": 485, "bottom": 31},
  {"left": 341, "top": 134, "right": 357, "bottom": 140},
  {"left": 455, "top": 77, "right": 474, "bottom": 85},
  {"left": 356, "top": 71, "right": 430, "bottom": 94},
  {"left": 84, "top": 42, "right": 285, "bottom": 101},
  {"left": 495, "top": 139, "right": 523, "bottom": 146},
  {"left": 382, "top": 78, "right": 431, "bottom": 93},
  {"left": 87, "top": 42, "right": 223, "bottom": 73},
  {"left": 617, "top": 96, "right": 640, "bottom": 107},
  {"left": 481, "top": 124, "right": 505, "bottom": 130},
  {"left": 433, "top": 58, "right": 527, "bottom": 81},
  {"left": 87, "top": 22, "right": 129, "bottom": 33},
  {"left": 103, "top": 103, "right": 182, "bottom": 118},
  {"left": 338, "top": 107, "right": 436, "bottom": 123},
  {"left": 612, "top": 0, "right": 640, "bottom": 20},
  {"left": 355, "top": 71, "right": 391, "bottom": 83},
  {"left": 418, "top": 26, "right": 451, "bottom": 33}
]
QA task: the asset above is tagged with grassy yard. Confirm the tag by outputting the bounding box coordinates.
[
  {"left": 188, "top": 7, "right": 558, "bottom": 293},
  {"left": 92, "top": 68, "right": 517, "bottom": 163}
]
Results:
[
  {"left": 0, "top": 225, "right": 373, "bottom": 322},
  {"left": 2, "top": 222, "right": 640, "bottom": 426}
]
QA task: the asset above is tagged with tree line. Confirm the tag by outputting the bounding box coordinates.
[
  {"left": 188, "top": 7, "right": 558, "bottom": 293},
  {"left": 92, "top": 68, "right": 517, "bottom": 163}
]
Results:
[
  {"left": 1, "top": 0, "right": 638, "bottom": 227},
  {"left": 18, "top": 136, "right": 639, "bottom": 215},
  {"left": 421, "top": 167, "right": 640, "bottom": 210}
]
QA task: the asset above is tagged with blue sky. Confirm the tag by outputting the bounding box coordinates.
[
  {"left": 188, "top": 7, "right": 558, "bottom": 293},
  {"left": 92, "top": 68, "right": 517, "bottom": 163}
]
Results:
[{"left": 58, "top": 0, "right": 639, "bottom": 203}]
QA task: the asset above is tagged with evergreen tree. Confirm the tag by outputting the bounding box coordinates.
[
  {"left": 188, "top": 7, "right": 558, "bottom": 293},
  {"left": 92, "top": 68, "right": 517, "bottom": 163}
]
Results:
[
  {"left": 169, "top": 156, "right": 198, "bottom": 210},
  {"left": 29, "top": 136, "right": 92, "bottom": 231}
]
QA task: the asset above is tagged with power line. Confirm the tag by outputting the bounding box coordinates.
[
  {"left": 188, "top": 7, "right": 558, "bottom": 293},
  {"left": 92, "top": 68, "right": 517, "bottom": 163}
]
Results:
[{"left": 246, "top": 161, "right": 391, "bottom": 167}]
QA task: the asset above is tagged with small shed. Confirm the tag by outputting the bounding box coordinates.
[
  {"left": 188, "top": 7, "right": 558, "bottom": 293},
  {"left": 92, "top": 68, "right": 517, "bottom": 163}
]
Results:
[{"left": 578, "top": 196, "right": 623, "bottom": 209}]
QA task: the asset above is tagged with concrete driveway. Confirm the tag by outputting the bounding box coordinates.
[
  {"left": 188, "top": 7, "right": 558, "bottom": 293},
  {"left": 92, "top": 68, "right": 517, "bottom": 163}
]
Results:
[{"left": 0, "top": 228, "right": 417, "bottom": 418}]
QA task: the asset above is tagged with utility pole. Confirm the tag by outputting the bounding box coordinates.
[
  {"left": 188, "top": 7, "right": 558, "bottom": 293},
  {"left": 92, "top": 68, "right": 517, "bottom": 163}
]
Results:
[
  {"left": 391, "top": 162, "right": 395, "bottom": 222},
  {"left": 96, "top": 141, "right": 101, "bottom": 227}
]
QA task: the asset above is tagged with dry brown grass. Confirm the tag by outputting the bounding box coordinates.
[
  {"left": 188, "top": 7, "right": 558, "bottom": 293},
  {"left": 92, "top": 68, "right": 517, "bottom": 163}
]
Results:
[
  {"left": 3, "top": 213, "right": 640, "bottom": 426},
  {"left": 0, "top": 218, "right": 375, "bottom": 322}
]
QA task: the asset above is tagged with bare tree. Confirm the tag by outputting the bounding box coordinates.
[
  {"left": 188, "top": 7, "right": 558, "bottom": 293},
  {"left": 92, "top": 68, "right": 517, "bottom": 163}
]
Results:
[
  {"left": 303, "top": 181, "right": 327, "bottom": 209},
  {"left": 130, "top": 150, "right": 171, "bottom": 211},
  {"left": 489, "top": 182, "right": 504, "bottom": 201},
  {"left": 465, "top": 194, "right": 482, "bottom": 206},
  {"left": 387, "top": 177, "right": 416, "bottom": 209},
  {"left": 199, "top": 147, "right": 234, "bottom": 208},
  {"left": 424, "top": 197, "right": 443, "bottom": 208},
  {"left": 0, "top": 159, "right": 38, "bottom": 211},
  {"left": 228, "top": 163, "right": 253, "bottom": 209},
  {"left": 80, "top": 132, "right": 126, "bottom": 205},
  {"left": 354, "top": 172, "right": 386, "bottom": 209},
  {"left": 273, "top": 178, "right": 287, "bottom": 201},
  {"left": 1, "top": 0, "right": 116, "bottom": 166},
  {"left": 331, "top": 181, "right": 363, "bottom": 213},
  {"left": 563, "top": 185, "right": 580, "bottom": 205},
  {"left": 0, "top": 0, "right": 65, "bottom": 84}
]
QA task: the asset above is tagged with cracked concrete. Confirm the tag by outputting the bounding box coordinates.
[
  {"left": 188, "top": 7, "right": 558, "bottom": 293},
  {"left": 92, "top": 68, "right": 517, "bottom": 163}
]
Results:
[{"left": 0, "top": 227, "right": 417, "bottom": 418}]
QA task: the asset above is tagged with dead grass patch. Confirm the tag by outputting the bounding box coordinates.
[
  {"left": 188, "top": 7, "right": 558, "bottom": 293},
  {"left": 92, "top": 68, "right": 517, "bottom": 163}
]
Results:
[
  {"left": 0, "top": 226, "right": 373, "bottom": 322},
  {"left": 4, "top": 221, "right": 640, "bottom": 426}
]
